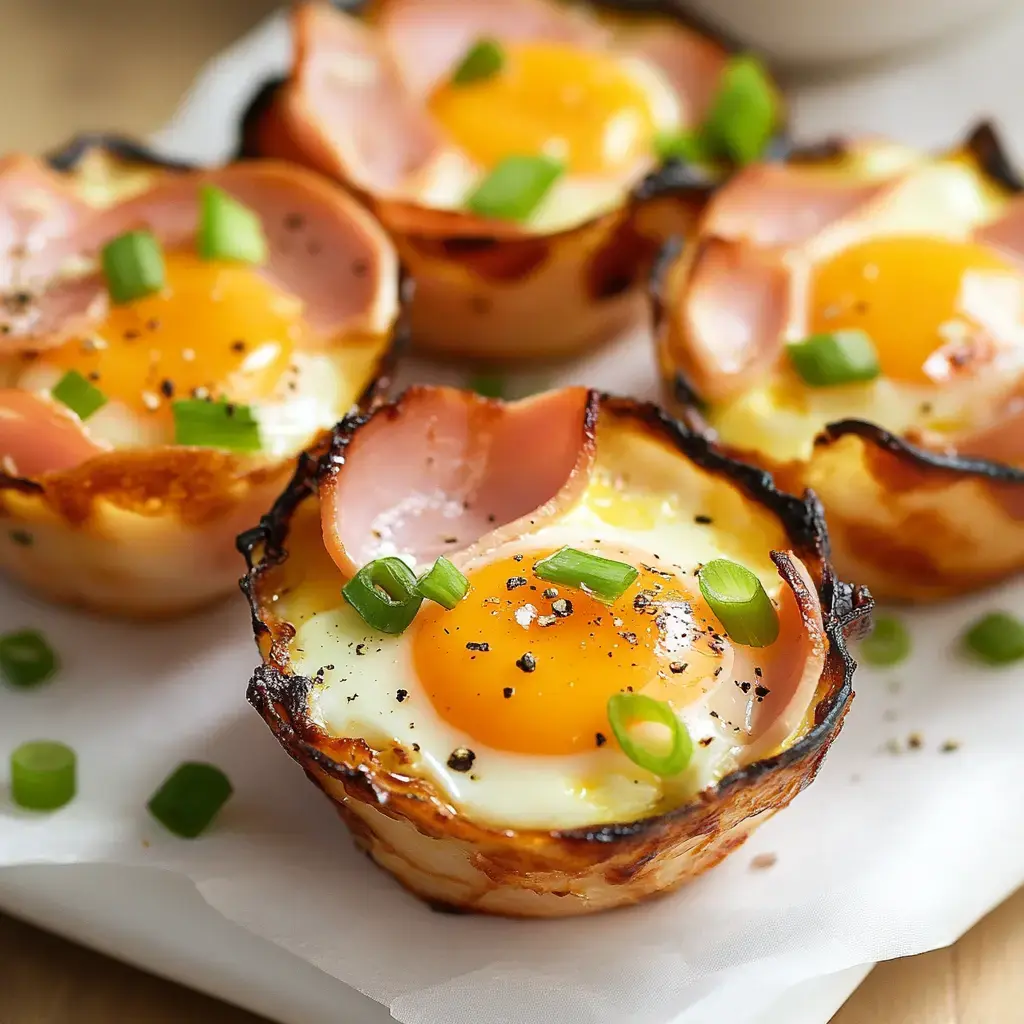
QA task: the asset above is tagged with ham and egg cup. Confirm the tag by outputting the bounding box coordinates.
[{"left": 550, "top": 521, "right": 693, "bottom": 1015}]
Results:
[
  {"left": 655, "top": 123, "right": 1024, "bottom": 603},
  {"left": 242, "top": 386, "right": 868, "bottom": 917},
  {"left": 241, "top": 0, "right": 780, "bottom": 362},
  {"left": 0, "top": 138, "right": 399, "bottom": 618}
]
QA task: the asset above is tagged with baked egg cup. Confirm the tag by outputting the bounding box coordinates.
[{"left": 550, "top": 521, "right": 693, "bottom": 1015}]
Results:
[
  {"left": 0, "top": 135, "right": 403, "bottom": 619},
  {"left": 241, "top": 386, "right": 869, "bottom": 917},
  {"left": 239, "top": 0, "right": 781, "bottom": 363},
  {"left": 655, "top": 122, "right": 1024, "bottom": 603}
]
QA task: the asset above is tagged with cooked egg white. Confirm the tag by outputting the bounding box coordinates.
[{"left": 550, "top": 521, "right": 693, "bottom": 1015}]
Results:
[
  {"left": 294, "top": 461, "right": 794, "bottom": 831},
  {"left": 710, "top": 157, "right": 1024, "bottom": 462}
]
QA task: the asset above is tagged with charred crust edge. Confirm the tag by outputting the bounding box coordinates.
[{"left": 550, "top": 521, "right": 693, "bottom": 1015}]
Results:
[{"left": 241, "top": 389, "right": 867, "bottom": 847}]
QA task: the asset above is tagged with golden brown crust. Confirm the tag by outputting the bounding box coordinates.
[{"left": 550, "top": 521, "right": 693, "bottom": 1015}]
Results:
[
  {"left": 240, "top": 391, "right": 869, "bottom": 916},
  {"left": 0, "top": 137, "right": 403, "bottom": 619},
  {"left": 237, "top": 1, "right": 739, "bottom": 362},
  {"left": 653, "top": 122, "right": 1024, "bottom": 602}
]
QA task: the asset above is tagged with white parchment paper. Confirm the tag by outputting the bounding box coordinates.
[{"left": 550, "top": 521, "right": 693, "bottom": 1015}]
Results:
[{"left": 3, "top": 9, "right": 1024, "bottom": 1024}]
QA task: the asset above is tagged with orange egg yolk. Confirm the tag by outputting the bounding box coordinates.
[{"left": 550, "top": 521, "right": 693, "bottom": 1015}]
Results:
[
  {"left": 427, "top": 43, "right": 659, "bottom": 176},
  {"left": 45, "top": 250, "right": 304, "bottom": 416},
  {"left": 412, "top": 552, "right": 720, "bottom": 757},
  {"left": 809, "top": 236, "right": 1019, "bottom": 383}
]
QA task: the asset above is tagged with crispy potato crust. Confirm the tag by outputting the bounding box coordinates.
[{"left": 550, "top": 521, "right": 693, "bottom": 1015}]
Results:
[
  {"left": 653, "top": 123, "right": 1024, "bottom": 602},
  {"left": 237, "top": 1, "right": 742, "bottom": 363},
  {"left": 0, "top": 136, "right": 403, "bottom": 619},
  {"left": 240, "top": 393, "right": 869, "bottom": 917}
]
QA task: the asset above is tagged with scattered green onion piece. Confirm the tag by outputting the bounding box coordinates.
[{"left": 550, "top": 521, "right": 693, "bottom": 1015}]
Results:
[
  {"left": 962, "top": 611, "right": 1024, "bottom": 665},
  {"left": 607, "top": 693, "right": 693, "bottom": 777},
  {"left": 11, "top": 741, "right": 76, "bottom": 811},
  {"left": 786, "top": 330, "right": 880, "bottom": 388},
  {"left": 703, "top": 54, "right": 777, "bottom": 166},
  {"left": 343, "top": 556, "right": 424, "bottom": 634},
  {"left": 415, "top": 556, "right": 469, "bottom": 610},
  {"left": 0, "top": 629, "right": 58, "bottom": 688},
  {"left": 52, "top": 369, "right": 108, "bottom": 421},
  {"left": 101, "top": 229, "right": 165, "bottom": 304},
  {"left": 466, "top": 155, "right": 563, "bottom": 222},
  {"left": 859, "top": 615, "right": 911, "bottom": 667},
  {"left": 147, "top": 762, "right": 233, "bottom": 838},
  {"left": 198, "top": 185, "right": 268, "bottom": 264},
  {"left": 451, "top": 38, "right": 505, "bottom": 85},
  {"left": 533, "top": 546, "right": 638, "bottom": 604},
  {"left": 469, "top": 373, "right": 505, "bottom": 399},
  {"left": 698, "top": 559, "right": 779, "bottom": 647},
  {"left": 172, "top": 399, "right": 261, "bottom": 451},
  {"left": 654, "top": 129, "right": 713, "bottom": 165}
]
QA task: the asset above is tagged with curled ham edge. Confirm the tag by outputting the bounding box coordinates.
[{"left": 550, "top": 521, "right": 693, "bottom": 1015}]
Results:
[
  {"left": 273, "top": 0, "right": 727, "bottom": 236},
  {"left": 0, "top": 155, "right": 398, "bottom": 480},
  {"left": 669, "top": 158, "right": 1024, "bottom": 465},
  {"left": 319, "top": 385, "right": 828, "bottom": 767}
]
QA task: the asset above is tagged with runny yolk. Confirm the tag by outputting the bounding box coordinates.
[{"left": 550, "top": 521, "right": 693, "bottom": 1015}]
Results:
[
  {"left": 411, "top": 551, "right": 720, "bottom": 757},
  {"left": 44, "top": 249, "right": 303, "bottom": 416},
  {"left": 808, "top": 236, "right": 1020, "bottom": 383},
  {"left": 427, "top": 43, "right": 659, "bottom": 176}
]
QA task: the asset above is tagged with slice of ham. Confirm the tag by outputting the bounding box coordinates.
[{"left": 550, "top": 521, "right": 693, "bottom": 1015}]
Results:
[
  {"left": 320, "top": 386, "right": 596, "bottom": 577},
  {"left": 670, "top": 237, "right": 791, "bottom": 402},
  {"left": 699, "top": 162, "right": 886, "bottom": 248},
  {"left": 974, "top": 195, "right": 1024, "bottom": 258},
  {"left": 955, "top": 393, "right": 1024, "bottom": 465},
  {"left": 272, "top": 1, "right": 725, "bottom": 216},
  {"left": 0, "top": 389, "right": 106, "bottom": 477}
]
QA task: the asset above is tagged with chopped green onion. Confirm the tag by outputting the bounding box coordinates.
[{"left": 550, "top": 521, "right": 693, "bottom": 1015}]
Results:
[
  {"left": 52, "top": 369, "right": 108, "bottom": 421},
  {"left": 198, "top": 185, "right": 268, "bottom": 264},
  {"left": 654, "top": 129, "right": 713, "bottom": 165},
  {"left": 786, "top": 330, "right": 880, "bottom": 387},
  {"left": 147, "top": 762, "right": 233, "bottom": 838},
  {"left": 859, "top": 615, "right": 911, "bottom": 667},
  {"left": 962, "top": 611, "right": 1024, "bottom": 665},
  {"left": 172, "top": 400, "right": 261, "bottom": 451},
  {"left": 101, "top": 229, "right": 165, "bottom": 304},
  {"left": 415, "top": 556, "right": 469, "bottom": 610},
  {"left": 452, "top": 38, "right": 505, "bottom": 85},
  {"left": 533, "top": 547, "right": 638, "bottom": 604},
  {"left": 469, "top": 373, "right": 505, "bottom": 399},
  {"left": 703, "top": 54, "right": 777, "bottom": 166},
  {"left": 607, "top": 693, "right": 692, "bottom": 776},
  {"left": 343, "top": 556, "right": 424, "bottom": 634},
  {"left": 466, "top": 155, "right": 563, "bottom": 222},
  {"left": 0, "top": 629, "right": 58, "bottom": 688},
  {"left": 11, "top": 741, "right": 76, "bottom": 811},
  {"left": 698, "top": 559, "right": 780, "bottom": 647}
]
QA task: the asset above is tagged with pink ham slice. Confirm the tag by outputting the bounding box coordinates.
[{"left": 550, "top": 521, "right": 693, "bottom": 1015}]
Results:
[
  {"left": 0, "top": 389, "right": 106, "bottom": 477},
  {"left": 955, "top": 395, "right": 1024, "bottom": 466},
  {"left": 320, "top": 386, "right": 596, "bottom": 577},
  {"left": 274, "top": 1, "right": 726, "bottom": 208}
]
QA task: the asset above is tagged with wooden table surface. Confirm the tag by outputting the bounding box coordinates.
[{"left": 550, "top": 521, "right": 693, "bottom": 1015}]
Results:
[{"left": 0, "top": 2, "right": 1020, "bottom": 1021}]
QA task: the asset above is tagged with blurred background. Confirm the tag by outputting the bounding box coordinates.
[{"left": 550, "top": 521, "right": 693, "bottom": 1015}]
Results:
[{"left": 0, "top": 1, "right": 1022, "bottom": 1023}]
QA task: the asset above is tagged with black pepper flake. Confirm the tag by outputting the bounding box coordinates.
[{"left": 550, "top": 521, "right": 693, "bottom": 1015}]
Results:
[
  {"left": 907, "top": 732, "right": 923, "bottom": 750},
  {"left": 512, "top": 552, "right": 523, "bottom": 561},
  {"left": 466, "top": 641, "right": 490, "bottom": 652},
  {"left": 619, "top": 630, "right": 638, "bottom": 645},
  {"left": 506, "top": 576, "right": 528, "bottom": 591},
  {"left": 754, "top": 684, "right": 770, "bottom": 698},
  {"left": 551, "top": 598, "right": 573, "bottom": 617},
  {"left": 694, "top": 514, "right": 713, "bottom": 525},
  {"left": 284, "top": 212, "right": 305, "bottom": 230},
  {"left": 396, "top": 689, "right": 408, "bottom": 703},
  {"left": 542, "top": 587, "right": 558, "bottom": 599},
  {"left": 754, "top": 666, "right": 763, "bottom": 677},
  {"left": 9, "top": 529, "right": 32, "bottom": 547},
  {"left": 633, "top": 593, "right": 650, "bottom": 613},
  {"left": 710, "top": 710, "right": 719, "bottom": 718},
  {"left": 123, "top": 329, "right": 140, "bottom": 341},
  {"left": 412, "top": 743, "right": 420, "bottom": 752},
  {"left": 447, "top": 747, "right": 476, "bottom": 772},
  {"left": 146, "top": 318, "right": 161, "bottom": 331},
  {"left": 346, "top": 694, "right": 358, "bottom": 703},
  {"left": 355, "top": 643, "right": 367, "bottom": 656},
  {"left": 713, "top": 666, "right": 723, "bottom": 677},
  {"left": 698, "top": 737, "right": 714, "bottom": 747},
  {"left": 516, "top": 652, "right": 536, "bottom": 673},
  {"left": 669, "top": 662, "right": 687, "bottom": 674},
  {"left": 443, "top": 535, "right": 459, "bottom": 545},
  {"left": 739, "top": 680, "right": 752, "bottom": 693},
  {"left": 502, "top": 686, "right": 514, "bottom": 699},
  {"left": 940, "top": 739, "right": 960, "bottom": 753},
  {"left": 159, "top": 379, "right": 174, "bottom": 398},
  {"left": 351, "top": 258, "right": 369, "bottom": 277},
  {"left": 595, "top": 732, "right": 607, "bottom": 747},
  {"left": 230, "top": 340, "right": 246, "bottom": 353},
  {"left": 88, "top": 371, "right": 101, "bottom": 382}
]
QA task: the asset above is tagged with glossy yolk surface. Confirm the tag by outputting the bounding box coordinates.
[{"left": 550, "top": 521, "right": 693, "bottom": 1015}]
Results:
[
  {"left": 809, "top": 236, "right": 1019, "bottom": 383},
  {"left": 428, "top": 43, "right": 659, "bottom": 176},
  {"left": 45, "top": 250, "right": 303, "bottom": 416},
  {"left": 412, "top": 552, "right": 721, "bottom": 756}
]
